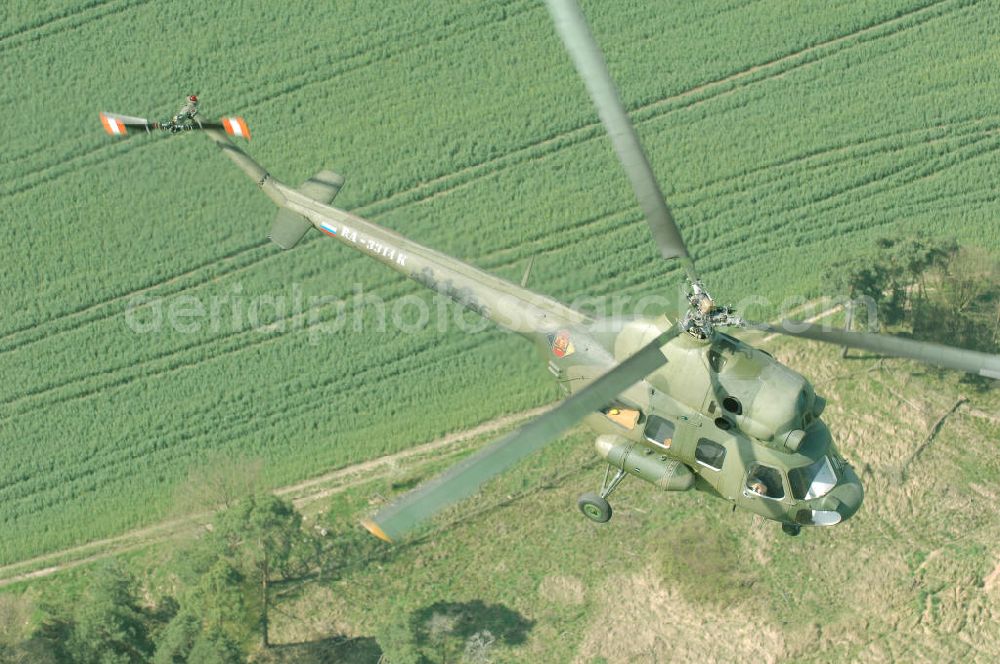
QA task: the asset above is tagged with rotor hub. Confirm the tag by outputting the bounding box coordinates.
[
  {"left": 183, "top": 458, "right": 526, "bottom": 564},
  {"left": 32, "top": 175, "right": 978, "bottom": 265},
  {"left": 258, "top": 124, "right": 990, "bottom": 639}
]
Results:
[{"left": 681, "top": 281, "right": 745, "bottom": 339}]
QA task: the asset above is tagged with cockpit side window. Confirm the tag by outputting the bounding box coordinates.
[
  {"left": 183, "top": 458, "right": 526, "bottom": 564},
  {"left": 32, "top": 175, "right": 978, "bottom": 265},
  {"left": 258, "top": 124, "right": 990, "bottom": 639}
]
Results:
[
  {"left": 644, "top": 415, "right": 675, "bottom": 447},
  {"left": 788, "top": 456, "right": 837, "bottom": 500},
  {"left": 746, "top": 464, "right": 785, "bottom": 499},
  {"left": 695, "top": 438, "right": 726, "bottom": 470}
]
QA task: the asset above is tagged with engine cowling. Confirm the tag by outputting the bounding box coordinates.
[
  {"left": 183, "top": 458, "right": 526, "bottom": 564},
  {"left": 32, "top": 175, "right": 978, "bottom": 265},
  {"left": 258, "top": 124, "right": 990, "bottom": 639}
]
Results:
[
  {"left": 612, "top": 318, "right": 827, "bottom": 451},
  {"left": 705, "top": 334, "right": 827, "bottom": 450}
]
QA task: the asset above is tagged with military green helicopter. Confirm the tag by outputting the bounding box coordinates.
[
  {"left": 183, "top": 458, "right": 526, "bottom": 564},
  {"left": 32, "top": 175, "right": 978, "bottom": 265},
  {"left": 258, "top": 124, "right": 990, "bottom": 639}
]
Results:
[{"left": 102, "top": 0, "right": 1000, "bottom": 540}]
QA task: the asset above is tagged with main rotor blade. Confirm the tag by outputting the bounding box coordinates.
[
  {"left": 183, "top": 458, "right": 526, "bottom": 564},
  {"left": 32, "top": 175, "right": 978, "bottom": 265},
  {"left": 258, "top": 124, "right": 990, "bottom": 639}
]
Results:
[
  {"left": 545, "top": 0, "right": 697, "bottom": 282},
  {"left": 362, "top": 325, "right": 682, "bottom": 543},
  {"left": 754, "top": 320, "right": 1000, "bottom": 379}
]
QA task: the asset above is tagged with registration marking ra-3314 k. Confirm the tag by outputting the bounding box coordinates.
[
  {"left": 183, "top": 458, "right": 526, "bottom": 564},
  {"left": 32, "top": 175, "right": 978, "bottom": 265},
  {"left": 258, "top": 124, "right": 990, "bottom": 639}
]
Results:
[{"left": 317, "top": 219, "right": 407, "bottom": 267}]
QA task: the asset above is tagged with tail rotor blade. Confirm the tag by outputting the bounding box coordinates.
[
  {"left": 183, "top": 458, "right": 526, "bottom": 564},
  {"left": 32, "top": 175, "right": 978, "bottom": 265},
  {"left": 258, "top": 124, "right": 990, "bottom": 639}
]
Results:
[
  {"left": 99, "top": 112, "right": 251, "bottom": 141},
  {"left": 545, "top": 0, "right": 697, "bottom": 282},
  {"left": 362, "top": 324, "right": 682, "bottom": 542},
  {"left": 219, "top": 116, "right": 251, "bottom": 140},
  {"left": 100, "top": 112, "right": 155, "bottom": 136}
]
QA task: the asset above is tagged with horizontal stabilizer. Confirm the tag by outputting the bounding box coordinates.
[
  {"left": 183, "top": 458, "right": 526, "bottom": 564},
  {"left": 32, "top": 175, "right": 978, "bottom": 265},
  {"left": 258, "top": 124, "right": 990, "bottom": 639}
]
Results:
[
  {"left": 297, "top": 170, "right": 346, "bottom": 201},
  {"left": 268, "top": 170, "right": 345, "bottom": 249}
]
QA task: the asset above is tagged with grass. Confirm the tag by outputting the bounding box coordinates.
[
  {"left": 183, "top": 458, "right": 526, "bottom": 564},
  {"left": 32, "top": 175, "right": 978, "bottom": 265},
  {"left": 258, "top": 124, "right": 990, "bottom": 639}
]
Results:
[{"left": 1, "top": 0, "right": 998, "bottom": 570}]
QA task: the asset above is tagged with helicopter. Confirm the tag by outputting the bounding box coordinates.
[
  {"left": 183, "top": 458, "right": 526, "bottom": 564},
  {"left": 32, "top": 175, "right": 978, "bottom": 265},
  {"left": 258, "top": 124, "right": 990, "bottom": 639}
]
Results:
[{"left": 101, "top": 0, "right": 1000, "bottom": 541}]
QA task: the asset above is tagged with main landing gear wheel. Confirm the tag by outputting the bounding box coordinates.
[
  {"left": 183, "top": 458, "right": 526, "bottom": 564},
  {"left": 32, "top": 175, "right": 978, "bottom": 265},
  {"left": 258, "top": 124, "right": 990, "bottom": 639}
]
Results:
[
  {"left": 578, "top": 492, "right": 612, "bottom": 523},
  {"left": 782, "top": 523, "right": 802, "bottom": 537}
]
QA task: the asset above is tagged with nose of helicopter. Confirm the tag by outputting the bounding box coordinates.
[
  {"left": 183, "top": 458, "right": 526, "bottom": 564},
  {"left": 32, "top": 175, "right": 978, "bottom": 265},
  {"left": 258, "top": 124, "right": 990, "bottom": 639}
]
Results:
[
  {"left": 831, "top": 464, "right": 864, "bottom": 522},
  {"left": 798, "top": 463, "right": 864, "bottom": 527}
]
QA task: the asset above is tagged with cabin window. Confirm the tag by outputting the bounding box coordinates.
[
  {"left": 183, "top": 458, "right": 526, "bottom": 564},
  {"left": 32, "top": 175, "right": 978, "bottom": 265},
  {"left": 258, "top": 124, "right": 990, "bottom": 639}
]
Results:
[
  {"left": 695, "top": 438, "right": 726, "bottom": 470},
  {"left": 644, "top": 415, "right": 675, "bottom": 447},
  {"left": 746, "top": 464, "right": 785, "bottom": 499}
]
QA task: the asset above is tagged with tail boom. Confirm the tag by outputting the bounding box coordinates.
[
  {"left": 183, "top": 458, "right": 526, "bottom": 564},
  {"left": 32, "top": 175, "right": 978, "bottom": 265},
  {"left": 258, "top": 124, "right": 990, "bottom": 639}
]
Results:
[{"left": 204, "top": 131, "right": 587, "bottom": 335}]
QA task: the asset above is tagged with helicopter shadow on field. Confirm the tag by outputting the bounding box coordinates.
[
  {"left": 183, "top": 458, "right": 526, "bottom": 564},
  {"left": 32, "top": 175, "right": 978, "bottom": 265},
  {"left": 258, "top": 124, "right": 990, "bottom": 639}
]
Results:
[
  {"left": 262, "top": 636, "right": 382, "bottom": 664},
  {"left": 840, "top": 352, "right": 885, "bottom": 361},
  {"left": 841, "top": 352, "right": 993, "bottom": 390},
  {"left": 839, "top": 348, "right": 922, "bottom": 366},
  {"left": 409, "top": 600, "right": 534, "bottom": 649}
]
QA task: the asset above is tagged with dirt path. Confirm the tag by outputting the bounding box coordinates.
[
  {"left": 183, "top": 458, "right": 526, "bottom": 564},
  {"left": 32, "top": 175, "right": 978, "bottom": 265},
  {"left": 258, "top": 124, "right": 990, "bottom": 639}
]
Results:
[{"left": 0, "top": 405, "right": 551, "bottom": 588}]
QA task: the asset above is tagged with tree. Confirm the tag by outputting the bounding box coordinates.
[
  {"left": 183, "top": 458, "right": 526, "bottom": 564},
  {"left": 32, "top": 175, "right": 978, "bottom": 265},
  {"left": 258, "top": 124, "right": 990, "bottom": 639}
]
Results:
[
  {"left": 461, "top": 630, "right": 496, "bottom": 664},
  {"left": 375, "top": 610, "right": 423, "bottom": 664},
  {"left": 912, "top": 246, "right": 1000, "bottom": 354},
  {"left": 823, "top": 255, "right": 892, "bottom": 328},
  {"left": 152, "top": 609, "right": 200, "bottom": 664},
  {"left": 150, "top": 493, "right": 320, "bottom": 656},
  {"left": 206, "top": 494, "right": 315, "bottom": 649},
  {"left": 185, "top": 628, "right": 242, "bottom": 664},
  {"left": 423, "top": 611, "right": 460, "bottom": 663},
  {"left": 192, "top": 559, "right": 247, "bottom": 642},
  {"left": 0, "top": 592, "right": 35, "bottom": 650},
  {"left": 66, "top": 563, "right": 154, "bottom": 664},
  {"left": 0, "top": 639, "right": 62, "bottom": 664},
  {"left": 0, "top": 593, "right": 62, "bottom": 664},
  {"left": 172, "top": 452, "right": 264, "bottom": 515},
  {"left": 825, "top": 235, "right": 959, "bottom": 330}
]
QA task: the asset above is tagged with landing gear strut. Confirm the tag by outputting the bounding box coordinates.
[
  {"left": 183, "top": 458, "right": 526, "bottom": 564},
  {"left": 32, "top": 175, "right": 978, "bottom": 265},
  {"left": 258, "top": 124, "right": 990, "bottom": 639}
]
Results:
[{"left": 578, "top": 465, "right": 627, "bottom": 523}]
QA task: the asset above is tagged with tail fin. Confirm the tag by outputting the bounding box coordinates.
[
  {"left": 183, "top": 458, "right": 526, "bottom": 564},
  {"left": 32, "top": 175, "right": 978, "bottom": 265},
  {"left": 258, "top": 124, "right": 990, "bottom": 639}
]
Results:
[
  {"left": 269, "top": 170, "right": 345, "bottom": 249},
  {"left": 203, "top": 130, "right": 345, "bottom": 249}
]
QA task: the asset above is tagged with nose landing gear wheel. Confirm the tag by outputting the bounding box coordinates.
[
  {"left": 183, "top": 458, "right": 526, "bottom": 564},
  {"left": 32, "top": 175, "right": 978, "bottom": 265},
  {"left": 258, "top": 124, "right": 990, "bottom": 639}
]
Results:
[
  {"left": 578, "top": 492, "right": 612, "bottom": 523},
  {"left": 782, "top": 523, "right": 802, "bottom": 536}
]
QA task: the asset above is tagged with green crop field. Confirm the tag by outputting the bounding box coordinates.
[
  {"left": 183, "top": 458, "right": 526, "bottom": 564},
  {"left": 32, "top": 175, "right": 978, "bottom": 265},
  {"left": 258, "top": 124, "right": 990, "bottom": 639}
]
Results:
[{"left": 2, "top": 0, "right": 999, "bottom": 572}]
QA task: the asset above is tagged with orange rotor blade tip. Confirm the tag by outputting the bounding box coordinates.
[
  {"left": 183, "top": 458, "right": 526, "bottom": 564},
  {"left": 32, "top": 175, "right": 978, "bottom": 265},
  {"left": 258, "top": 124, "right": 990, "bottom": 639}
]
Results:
[
  {"left": 361, "top": 519, "right": 394, "bottom": 543},
  {"left": 238, "top": 117, "right": 251, "bottom": 141},
  {"left": 100, "top": 113, "right": 126, "bottom": 136},
  {"left": 222, "top": 116, "right": 251, "bottom": 140}
]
